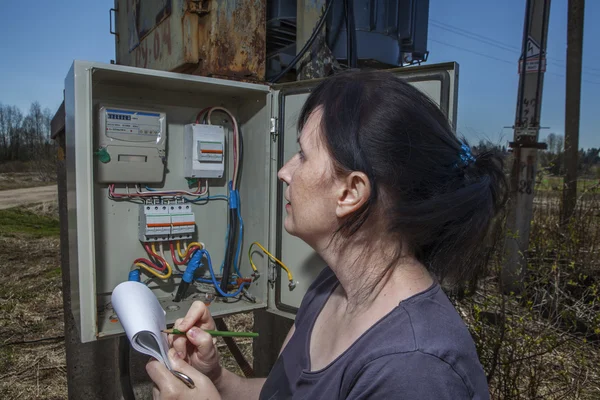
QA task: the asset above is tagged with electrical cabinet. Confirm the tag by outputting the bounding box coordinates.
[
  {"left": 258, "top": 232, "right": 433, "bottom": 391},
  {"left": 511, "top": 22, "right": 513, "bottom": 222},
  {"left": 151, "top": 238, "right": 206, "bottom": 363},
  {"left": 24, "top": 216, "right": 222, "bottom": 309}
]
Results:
[{"left": 64, "top": 60, "right": 458, "bottom": 342}]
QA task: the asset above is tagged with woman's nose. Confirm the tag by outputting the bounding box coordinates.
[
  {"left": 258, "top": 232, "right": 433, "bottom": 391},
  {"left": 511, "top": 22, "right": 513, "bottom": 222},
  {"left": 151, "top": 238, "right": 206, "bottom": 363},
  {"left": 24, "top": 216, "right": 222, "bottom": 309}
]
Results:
[
  {"left": 278, "top": 159, "right": 293, "bottom": 184},
  {"left": 277, "top": 167, "right": 288, "bottom": 184}
]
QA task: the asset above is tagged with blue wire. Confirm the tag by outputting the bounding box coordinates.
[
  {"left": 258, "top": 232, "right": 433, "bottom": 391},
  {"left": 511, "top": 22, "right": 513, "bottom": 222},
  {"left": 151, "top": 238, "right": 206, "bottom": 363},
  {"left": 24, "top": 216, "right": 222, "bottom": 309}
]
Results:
[
  {"left": 201, "top": 249, "right": 247, "bottom": 297},
  {"left": 234, "top": 202, "right": 243, "bottom": 276},
  {"left": 218, "top": 189, "right": 243, "bottom": 277}
]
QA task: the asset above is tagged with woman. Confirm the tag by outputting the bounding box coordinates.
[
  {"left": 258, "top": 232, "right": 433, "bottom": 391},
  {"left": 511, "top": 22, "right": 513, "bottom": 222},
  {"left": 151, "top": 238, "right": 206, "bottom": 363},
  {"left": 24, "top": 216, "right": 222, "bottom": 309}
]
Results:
[{"left": 146, "top": 70, "right": 507, "bottom": 399}]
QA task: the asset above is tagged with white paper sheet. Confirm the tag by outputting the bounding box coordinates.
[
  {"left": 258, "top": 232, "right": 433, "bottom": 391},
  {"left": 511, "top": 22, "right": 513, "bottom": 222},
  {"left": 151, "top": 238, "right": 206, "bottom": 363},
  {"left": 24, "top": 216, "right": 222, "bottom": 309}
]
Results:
[{"left": 111, "top": 281, "right": 172, "bottom": 370}]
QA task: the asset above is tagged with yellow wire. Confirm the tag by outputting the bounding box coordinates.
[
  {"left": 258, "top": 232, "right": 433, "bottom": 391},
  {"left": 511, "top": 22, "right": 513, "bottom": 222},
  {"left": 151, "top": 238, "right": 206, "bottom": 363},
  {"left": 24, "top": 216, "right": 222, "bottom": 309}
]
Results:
[
  {"left": 145, "top": 243, "right": 173, "bottom": 279},
  {"left": 175, "top": 241, "right": 205, "bottom": 261},
  {"left": 186, "top": 242, "right": 205, "bottom": 252},
  {"left": 134, "top": 262, "right": 172, "bottom": 280},
  {"left": 176, "top": 241, "right": 186, "bottom": 258},
  {"left": 248, "top": 241, "right": 293, "bottom": 282}
]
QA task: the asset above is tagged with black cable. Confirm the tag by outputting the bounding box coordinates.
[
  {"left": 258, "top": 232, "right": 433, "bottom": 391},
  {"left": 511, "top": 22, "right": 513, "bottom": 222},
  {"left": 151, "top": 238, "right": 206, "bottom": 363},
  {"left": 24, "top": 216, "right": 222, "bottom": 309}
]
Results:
[
  {"left": 347, "top": 0, "right": 357, "bottom": 68},
  {"left": 345, "top": 0, "right": 351, "bottom": 67},
  {"left": 269, "top": 0, "right": 335, "bottom": 83},
  {"left": 235, "top": 126, "right": 244, "bottom": 188},
  {"left": 220, "top": 207, "right": 238, "bottom": 294},
  {"left": 119, "top": 336, "right": 136, "bottom": 400}
]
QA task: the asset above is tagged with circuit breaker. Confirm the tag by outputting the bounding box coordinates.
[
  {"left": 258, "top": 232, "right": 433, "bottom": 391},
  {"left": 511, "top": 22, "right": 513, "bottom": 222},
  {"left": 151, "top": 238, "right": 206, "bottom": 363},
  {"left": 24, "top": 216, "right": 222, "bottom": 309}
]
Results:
[
  {"left": 63, "top": 60, "right": 458, "bottom": 343},
  {"left": 183, "top": 124, "right": 225, "bottom": 179},
  {"left": 138, "top": 203, "right": 195, "bottom": 242},
  {"left": 96, "top": 105, "right": 167, "bottom": 183}
]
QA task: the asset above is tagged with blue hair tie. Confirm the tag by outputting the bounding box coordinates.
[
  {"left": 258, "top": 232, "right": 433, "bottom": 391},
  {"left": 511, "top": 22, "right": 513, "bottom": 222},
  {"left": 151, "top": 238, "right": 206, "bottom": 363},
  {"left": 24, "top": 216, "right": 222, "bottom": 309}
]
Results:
[{"left": 458, "top": 143, "right": 476, "bottom": 167}]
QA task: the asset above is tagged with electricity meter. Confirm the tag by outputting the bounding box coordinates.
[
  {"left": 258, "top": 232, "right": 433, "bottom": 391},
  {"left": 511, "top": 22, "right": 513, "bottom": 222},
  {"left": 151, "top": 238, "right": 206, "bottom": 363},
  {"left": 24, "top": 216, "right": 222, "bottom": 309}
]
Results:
[{"left": 96, "top": 105, "right": 167, "bottom": 183}]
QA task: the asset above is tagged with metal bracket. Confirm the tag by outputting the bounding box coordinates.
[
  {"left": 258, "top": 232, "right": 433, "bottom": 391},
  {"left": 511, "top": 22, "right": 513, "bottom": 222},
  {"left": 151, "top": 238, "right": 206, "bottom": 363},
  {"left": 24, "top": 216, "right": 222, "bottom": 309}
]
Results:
[
  {"left": 267, "top": 260, "right": 277, "bottom": 285},
  {"left": 270, "top": 117, "right": 278, "bottom": 142},
  {"left": 109, "top": 8, "right": 119, "bottom": 42},
  {"left": 188, "top": 0, "right": 211, "bottom": 15}
]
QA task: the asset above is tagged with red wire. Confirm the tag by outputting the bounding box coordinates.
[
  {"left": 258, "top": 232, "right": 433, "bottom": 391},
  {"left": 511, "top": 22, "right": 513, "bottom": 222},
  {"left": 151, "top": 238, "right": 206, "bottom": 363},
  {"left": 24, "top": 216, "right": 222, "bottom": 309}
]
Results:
[
  {"left": 169, "top": 242, "right": 201, "bottom": 266},
  {"left": 144, "top": 244, "right": 169, "bottom": 270},
  {"left": 195, "top": 107, "right": 211, "bottom": 124},
  {"left": 133, "top": 257, "right": 166, "bottom": 272}
]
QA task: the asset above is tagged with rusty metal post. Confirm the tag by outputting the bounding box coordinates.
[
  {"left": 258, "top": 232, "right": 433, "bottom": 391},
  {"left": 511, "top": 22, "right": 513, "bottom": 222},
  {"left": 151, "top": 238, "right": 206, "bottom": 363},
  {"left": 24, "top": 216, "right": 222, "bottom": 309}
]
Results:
[
  {"left": 503, "top": 0, "right": 552, "bottom": 292},
  {"left": 561, "top": 0, "right": 585, "bottom": 224}
]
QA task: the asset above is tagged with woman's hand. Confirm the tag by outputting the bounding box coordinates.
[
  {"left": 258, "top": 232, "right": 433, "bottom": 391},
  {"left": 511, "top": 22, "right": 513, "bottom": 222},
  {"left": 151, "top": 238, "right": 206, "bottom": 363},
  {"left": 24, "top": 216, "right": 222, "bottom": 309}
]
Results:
[
  {"left": 147, "top": 348, "right": 221, "bottom": 400},
  {"left": 169, "top": 301, "right": 223, "bottom": 384}
]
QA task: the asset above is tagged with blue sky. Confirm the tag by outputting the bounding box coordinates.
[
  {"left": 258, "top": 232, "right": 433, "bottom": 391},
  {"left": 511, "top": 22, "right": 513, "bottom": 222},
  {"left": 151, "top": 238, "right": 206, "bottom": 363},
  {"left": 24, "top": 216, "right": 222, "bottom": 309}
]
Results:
[{"left": 1, "top": 0, "right": 598, "bottom": 148}]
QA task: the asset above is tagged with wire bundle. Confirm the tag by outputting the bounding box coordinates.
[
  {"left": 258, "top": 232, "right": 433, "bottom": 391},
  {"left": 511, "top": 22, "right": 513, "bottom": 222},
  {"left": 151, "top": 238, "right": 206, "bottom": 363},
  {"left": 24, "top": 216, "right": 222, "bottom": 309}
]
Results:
[
  {"left": 125, "top": 106, "right": 287, "bottom": 302},
  {"left": 195, "top": 107, "right": 244, "bottom": 295},
  {"left": 131, "top": 243, "right": 173, "bottom": 280},
  {"left": 108, "top": 180, "right": 208, "bottom": 200}
]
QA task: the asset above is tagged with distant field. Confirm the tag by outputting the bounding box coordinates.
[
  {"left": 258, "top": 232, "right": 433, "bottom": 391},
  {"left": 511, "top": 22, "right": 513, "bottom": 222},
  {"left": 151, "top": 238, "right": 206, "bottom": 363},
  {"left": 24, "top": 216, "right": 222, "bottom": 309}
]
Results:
[
  {"left": 0, "top": 173, "right": 56, "bottom": 191},
  {"left": 537, "top": 175, "right": 600, "bottom": 192}
]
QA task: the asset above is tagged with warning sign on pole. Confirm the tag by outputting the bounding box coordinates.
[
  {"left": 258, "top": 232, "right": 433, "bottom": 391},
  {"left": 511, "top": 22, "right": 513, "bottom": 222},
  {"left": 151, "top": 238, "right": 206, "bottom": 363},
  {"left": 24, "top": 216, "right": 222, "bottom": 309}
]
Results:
[
  {"left": 519, "top": 36, "right": 546, "bottom": 74},
  {"left": 519, "top": 57, "right": 547, "bottom": 74}
]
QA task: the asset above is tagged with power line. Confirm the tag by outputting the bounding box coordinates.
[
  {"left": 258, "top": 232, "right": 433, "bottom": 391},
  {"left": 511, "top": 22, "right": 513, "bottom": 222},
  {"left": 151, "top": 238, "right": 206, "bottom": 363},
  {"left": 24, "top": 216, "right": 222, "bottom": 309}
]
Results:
[
  {"left": 429, "top": 20, "right": 520, "bottom": 53},
  {"left": 428, "top": 38, "right": 514, "bottom": 65},
  {"left": 430, "top": 19, "right": 600, "bottom": 75},
  {"left": 429, "top": 37, "right": 600, "bottom": 85}
]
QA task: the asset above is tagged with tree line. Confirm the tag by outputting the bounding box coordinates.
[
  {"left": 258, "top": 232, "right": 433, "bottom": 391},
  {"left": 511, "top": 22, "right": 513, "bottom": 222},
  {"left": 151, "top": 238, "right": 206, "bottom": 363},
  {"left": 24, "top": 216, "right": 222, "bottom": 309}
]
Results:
[
  {"left": 473, "top": 133, "right": 600, "bottom": 179},
  {"left": 538, "top": 133, "right": 600, "bottom": 178},
  {"left": 0, "top": 102, "right": 56, "bottom": 178}
]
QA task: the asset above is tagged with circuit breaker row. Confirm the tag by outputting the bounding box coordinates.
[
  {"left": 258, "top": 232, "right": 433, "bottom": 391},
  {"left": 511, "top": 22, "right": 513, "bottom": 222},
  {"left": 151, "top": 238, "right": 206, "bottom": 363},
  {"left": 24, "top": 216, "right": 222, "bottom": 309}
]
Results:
[{"left": 138, "top": 203, "right": 195, "bottom": 242}]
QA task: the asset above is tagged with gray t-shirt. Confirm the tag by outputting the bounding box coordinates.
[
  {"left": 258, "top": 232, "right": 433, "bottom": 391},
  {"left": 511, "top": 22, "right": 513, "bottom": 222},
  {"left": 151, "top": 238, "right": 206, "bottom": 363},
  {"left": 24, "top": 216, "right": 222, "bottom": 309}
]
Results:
[{"left": 259, "top": 267, "right": 490, "bottom": 399}]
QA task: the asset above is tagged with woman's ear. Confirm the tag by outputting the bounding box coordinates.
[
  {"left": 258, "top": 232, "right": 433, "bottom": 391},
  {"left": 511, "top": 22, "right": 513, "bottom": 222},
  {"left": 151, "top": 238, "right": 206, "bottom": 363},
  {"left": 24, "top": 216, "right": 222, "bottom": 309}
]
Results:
[{"left": 335, "top": 171, "right": 371, "bottom": 218}]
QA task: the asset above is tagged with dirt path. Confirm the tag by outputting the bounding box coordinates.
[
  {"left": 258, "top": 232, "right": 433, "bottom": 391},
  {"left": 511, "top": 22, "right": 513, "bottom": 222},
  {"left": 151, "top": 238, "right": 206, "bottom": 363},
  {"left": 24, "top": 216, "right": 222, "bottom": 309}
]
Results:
[{"left": 0, "top": 185, "right": 58, "bottom": 210}]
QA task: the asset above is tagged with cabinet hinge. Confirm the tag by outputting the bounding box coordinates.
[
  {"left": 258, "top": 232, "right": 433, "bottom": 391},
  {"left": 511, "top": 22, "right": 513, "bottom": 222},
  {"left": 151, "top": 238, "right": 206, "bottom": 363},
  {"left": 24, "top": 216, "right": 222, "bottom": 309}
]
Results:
[
  {"left": 270, "top": 117, "right": 278, "bottom": 142},
  {"left": 268, "top": 260, "right": 277, "bottom": 284}
]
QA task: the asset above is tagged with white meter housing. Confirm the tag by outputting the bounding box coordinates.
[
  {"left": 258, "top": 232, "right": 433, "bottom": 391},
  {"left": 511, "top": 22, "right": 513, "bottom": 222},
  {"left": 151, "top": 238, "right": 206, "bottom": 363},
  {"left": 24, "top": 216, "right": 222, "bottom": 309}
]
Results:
[
  {"left": 183, "top": 124, "right": 225, "bottom": 179},
  {"left": 96, "top": 105, "right": 167, "bottom": 183}
]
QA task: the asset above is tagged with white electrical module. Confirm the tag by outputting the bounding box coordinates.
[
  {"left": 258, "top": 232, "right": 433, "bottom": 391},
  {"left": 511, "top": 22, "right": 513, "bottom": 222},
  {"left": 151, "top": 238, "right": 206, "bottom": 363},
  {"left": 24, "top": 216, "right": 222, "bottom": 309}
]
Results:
[
  {"left": 96, "top": 105, "right": 167, "bottom": 183},
  {"left": 138, "top": 203, "right": 196, "bottom": 242},
  {"left": 168, "top": 203, "right": 195, "bottom": 240},
  {"left": 183, "top": 124, "right": 225, "bottom": 179},
  {"left": 138, "top": 203, "right": 171, "bottom": 242}
]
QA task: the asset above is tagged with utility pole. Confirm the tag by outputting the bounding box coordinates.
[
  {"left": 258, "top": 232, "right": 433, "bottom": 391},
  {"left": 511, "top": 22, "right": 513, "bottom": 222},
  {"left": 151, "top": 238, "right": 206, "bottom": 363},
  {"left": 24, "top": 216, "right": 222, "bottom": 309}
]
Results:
[
  {"left": 562, "top": 0, "right": 585, "bottom": 224},
  {"left": 503, "top": 0, "right": 552, "bottom": 292}
]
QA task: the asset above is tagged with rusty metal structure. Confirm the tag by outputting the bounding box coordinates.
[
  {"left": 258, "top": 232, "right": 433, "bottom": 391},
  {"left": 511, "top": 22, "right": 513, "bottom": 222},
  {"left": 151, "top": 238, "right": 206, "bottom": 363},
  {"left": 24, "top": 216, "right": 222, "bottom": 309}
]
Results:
[
  {"left": 112, "top": 0, "right": 266, "bottom": 81},
  {"left": 111, "top": 0, "right": 430, "bottom": 83}
]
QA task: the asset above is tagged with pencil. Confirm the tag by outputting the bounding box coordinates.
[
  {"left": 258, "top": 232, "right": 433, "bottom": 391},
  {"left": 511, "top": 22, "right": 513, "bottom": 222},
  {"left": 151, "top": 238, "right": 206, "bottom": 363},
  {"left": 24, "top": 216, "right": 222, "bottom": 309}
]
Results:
[{"left": 162, "top": 328, "right": 259, "bottom": 338}]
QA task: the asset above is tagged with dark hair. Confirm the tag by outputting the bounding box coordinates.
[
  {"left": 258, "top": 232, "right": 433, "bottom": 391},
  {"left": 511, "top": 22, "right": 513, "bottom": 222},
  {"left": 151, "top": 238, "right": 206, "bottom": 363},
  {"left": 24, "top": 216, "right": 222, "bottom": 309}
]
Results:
[{"left": 298, "top": 70, "right": 508, "bottom": 286}]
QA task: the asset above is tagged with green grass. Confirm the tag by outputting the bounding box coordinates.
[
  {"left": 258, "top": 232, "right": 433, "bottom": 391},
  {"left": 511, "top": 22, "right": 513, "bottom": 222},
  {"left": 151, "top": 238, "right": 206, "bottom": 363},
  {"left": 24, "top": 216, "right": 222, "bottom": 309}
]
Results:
[
  {"left": 537, "top": 176, "right": 600, "bottom": 192},
  {"left": 0, "top": 208, "right": 59, "bottom": 238},
  {"left": 43, "top": 267, "right": 62, "bottom": 279}
]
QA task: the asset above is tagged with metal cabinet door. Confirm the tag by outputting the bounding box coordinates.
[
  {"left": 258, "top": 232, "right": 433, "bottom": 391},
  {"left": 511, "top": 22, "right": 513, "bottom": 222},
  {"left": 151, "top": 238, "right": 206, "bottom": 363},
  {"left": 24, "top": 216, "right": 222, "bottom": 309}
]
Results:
[{"left": 267, "top": 62, "right": 459, "bottom": 319}]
